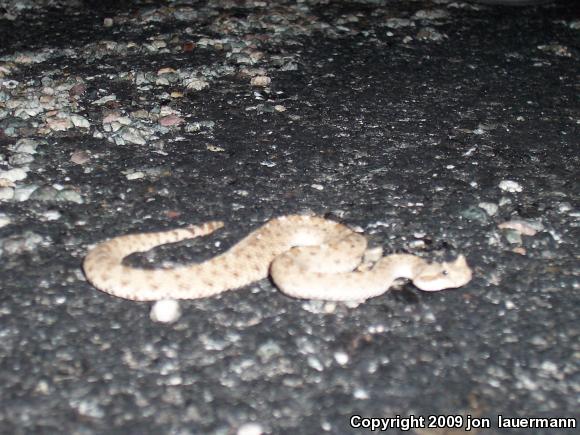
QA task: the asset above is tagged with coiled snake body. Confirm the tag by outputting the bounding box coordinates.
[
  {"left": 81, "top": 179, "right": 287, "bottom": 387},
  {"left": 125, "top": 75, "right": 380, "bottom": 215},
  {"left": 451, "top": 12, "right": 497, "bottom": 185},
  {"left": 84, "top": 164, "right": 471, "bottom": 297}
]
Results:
[{"left": 83, "top": 215, "right": 472, "bottom": 301}]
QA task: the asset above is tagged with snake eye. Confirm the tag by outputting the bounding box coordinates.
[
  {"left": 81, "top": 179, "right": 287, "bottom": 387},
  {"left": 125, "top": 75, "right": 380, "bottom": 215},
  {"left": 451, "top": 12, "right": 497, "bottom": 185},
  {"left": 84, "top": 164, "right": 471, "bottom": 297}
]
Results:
[{"left": 441, "top": 269, "right": 449, "bottom": 276}]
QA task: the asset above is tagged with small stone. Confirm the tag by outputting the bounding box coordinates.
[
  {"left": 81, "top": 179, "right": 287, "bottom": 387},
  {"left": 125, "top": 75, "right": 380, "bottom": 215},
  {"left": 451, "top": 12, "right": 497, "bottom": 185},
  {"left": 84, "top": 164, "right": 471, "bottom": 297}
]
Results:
[
  {"left": 0, "top": 187, "right": 15, "bottom": 201},
  {"left": 155, "top": 76, "right": 170, "bottom": 86},
  {"left": 499, "top": 197, "right": 512, "bottom": 207},
  {"left": 13, "top": 184, "right": 39, "bottom": 202},
  {"left": 353, "top": 388, "right": 370, "bottom": 400},
  {"left": 0, "top": 168, "right": 27, "bottom": 182},
  {"left": 92, "top": 94, "right": 117, "bottom": 105},
  {"left": 499, "top": 180, "right": 523, "bottom": 193},
  {"left": 256, "top": 341, "right": 283, "bottom": 363},
  {"left": 120, "top": 127, "right": 146, "bottom": 145},
  {"left": 158, "top": 115, "right": 184, "bottom": 126},
  {"left": 530, "top": 335, "right": 549, "bottom": 347},
  {"left": 157, "top": 67, "right": 176, "bottom": 75},
  {"left": 237, "top": 423, "right": 264, "bottom": 435},
  {"left": 478, "top": 202, "right": 498, "bottom": 216},
  {"left": 74, "top": 398, "right": 105, "bottom": 419},
  {"left": 151, "top": 40, "right": 167, "bottom": 50},
  {"left": 323, "top": 302, "right": 337, "bottom": 313},
  {"left": 150, "top": 300, "right": 181, "bottom": 323},
  {"left": 8, "top": 152, "right": 34, "bottom": 166},
  {"left": 70, "top": 114, "right": 90, "bottom": 128},
  {"left": 1, "top": 231, "right": 45, "bottom": 255},
  {"left": 504, "top": 229, "right": 522, "bottom": 244},
  {"left": 46, "top": 116, "right": 73, "bottom": 131},
  {"left": 408, "top": 239, "right": 427, "bottom": 249},
  {"left": 334, "top": 351, "right": 349, "bottom": 366},
  {"left": 184, "top": 78, "right": 209, "bottom": 91},
  {"left": 557, "top": 202, "right": 572, "bottom": 212},
  {"left": 498, "top": 219, "right": 544, "bottom": 236},
  {"left": 43, "top": 210, "right": 62, "bottom": 221},
  {"left": 539, "top": 360, "right": 558, "bottom": 374},
  {"left": 56, "top": 190, "right": 83, "bottom": 204},
  {"left": 102, "top": 112, "right": 122, "bottom": 124},
  {"left": 103, "top": 17, "right": 113, "bottom": 27},
  {"left": 12, "top": 139, "right": 38, "bottom": 154},
  {"left": 126, "top": 171, "right": 145, "bottom": 180},
  {"left": 307, "top": 356, "right": 324, "bottom": 371},
  {"left": 250, "top": 75, "right": 271, "bottom": 87},
  {"left": 70, "top": 150, "right": 91, "bottom": 165}
]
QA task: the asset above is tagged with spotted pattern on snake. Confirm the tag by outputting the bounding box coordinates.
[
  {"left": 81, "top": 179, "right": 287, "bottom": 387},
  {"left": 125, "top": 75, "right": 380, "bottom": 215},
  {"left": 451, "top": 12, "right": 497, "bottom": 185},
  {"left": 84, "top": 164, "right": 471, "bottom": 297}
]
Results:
[{"left": 83, "top": 215, "right": 473, "bottom": 301}]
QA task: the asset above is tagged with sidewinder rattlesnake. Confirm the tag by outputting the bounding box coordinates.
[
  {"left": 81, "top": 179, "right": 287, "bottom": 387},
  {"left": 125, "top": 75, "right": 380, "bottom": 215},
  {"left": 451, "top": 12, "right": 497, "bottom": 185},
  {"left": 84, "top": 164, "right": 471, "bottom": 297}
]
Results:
[{"left": 83, "top": 215, "right": 472, "bottom": 301}]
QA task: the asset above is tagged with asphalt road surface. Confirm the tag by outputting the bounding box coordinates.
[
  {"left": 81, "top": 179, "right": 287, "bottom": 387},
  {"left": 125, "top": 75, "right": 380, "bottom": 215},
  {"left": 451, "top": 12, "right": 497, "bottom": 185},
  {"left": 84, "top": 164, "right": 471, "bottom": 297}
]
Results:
[{"left": 0, "top": 0, "right": 578, "bottom": 434}]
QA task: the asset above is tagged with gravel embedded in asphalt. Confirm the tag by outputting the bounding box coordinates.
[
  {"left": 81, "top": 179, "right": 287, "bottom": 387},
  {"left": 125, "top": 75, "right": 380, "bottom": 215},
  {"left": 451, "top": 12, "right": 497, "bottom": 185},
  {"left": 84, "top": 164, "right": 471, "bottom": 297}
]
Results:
[{"left": 0, "top": 0, "right": 578, "bottom": 434}]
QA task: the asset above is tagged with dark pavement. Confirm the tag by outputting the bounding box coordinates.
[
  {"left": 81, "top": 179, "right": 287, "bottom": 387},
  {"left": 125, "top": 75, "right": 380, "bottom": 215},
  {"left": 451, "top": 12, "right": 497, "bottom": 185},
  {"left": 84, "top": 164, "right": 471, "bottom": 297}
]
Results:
[{"left": 0, "top": 0, "right": 578, "bottom": 434}]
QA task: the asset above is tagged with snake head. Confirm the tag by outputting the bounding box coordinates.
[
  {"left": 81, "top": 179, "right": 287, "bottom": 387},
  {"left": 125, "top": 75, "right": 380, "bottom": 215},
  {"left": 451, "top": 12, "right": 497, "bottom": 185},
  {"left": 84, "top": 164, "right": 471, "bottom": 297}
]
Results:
[{"left": 413, "top": 255, "right": 473, "bottom": 291}]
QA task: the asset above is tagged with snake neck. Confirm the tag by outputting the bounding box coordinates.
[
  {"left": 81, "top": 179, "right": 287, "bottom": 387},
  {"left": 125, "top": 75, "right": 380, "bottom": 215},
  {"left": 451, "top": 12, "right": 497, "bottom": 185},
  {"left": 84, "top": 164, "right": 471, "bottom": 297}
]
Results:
[{"left": 373, "top": 254, "right": 427, "bottom": 280}]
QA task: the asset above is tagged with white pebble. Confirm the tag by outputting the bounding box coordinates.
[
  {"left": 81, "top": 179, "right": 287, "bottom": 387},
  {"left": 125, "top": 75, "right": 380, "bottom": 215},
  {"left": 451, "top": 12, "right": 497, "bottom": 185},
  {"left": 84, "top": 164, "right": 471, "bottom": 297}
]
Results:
[
  {"left": 334, "top": 351, "right": 349, "bottom": 366},
  {"left": 499, "top": 180, "right": 523, "bottom": 193},
  {"left": 92, "top": 94, "right": 117, "bottom": 105},
  {"left": 126, "top": 171, "right": 145, "bottom": 180},
  {"left": 0, "top": 168, "right": 27, "bottom": 182},
  {"left": 353, "top": 387, "right": 370, "bottom": 400},
  {"left": 540, "top": 361, "right": 558, "bottom": 374},
  {"left": 237, "top": 423, "right": 264, "bottom": 435},
  {"left": 150, "top": 299, "right": 181, "bottom": 323},
  {"left": 70, "top": 114, "right": 91, "bottom": 128},
  {"left": 13, "top": 185, "right": 39, "bottom": 202},
  {"left": 323, "top": 301, "right": 337, "bottom": 313},
  {"left": 307, "top": 356, "right": 324, "bottom": 371},
  {"left": 43, "top": 210, "right": 62, "bottom": 221},
  {"left": 478, "top": 202, "right": 498, "bottom": 216},
  {"left": 13, "top": 138, "right": 38, "bottom": 154},
  {"left": 185, "top": 78, "right": 209, "bottom": 91},
  {"left": 557, "top": 202, "right": 572, "bottom": 213},
  {"left": 0, "top": 187, "right": 15, "bottom": 201}
]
